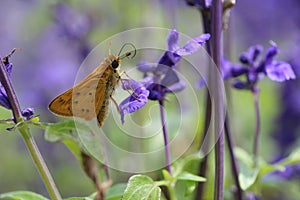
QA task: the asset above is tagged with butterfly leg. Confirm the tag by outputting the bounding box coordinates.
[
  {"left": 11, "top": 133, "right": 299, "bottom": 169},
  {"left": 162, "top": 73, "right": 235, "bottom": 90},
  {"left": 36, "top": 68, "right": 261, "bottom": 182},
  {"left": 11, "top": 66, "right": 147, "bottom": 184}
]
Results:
[
  {"left": 110, "top": 95, "right": 121, "bottom": 114},
  {"left": 119, "top": 70, "right": 135, "bottom": 81}
]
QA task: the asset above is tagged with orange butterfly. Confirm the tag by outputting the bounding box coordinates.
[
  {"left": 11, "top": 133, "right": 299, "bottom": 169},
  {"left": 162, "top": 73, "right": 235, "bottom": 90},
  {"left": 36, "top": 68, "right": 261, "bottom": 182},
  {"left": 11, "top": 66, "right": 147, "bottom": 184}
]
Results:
[{"left": 49, "top": 44, "right": 135, "bottom": 127}]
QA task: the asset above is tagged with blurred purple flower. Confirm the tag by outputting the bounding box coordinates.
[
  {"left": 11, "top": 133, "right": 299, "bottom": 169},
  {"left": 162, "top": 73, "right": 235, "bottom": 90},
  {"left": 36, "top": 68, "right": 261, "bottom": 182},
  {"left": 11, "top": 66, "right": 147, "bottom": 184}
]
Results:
[
  {"left": 265, "top": 62, "right": 296, "bottom": 82},
  {"left": 224, "top": 43, "right": 296, "bottom": 91},
  {"left": 271, "top": 164, "right": 300, "bottom": 180},
  {"left": 185, "top": 0, "right": 212, "bottom": 8},
  {"left": 53, "top": 3, "right": 92, "bottom": 41},
  {"left": 246, "top": 192, "right": 261, "bottom": 200},
  {"left": 119, "top": 29, "right": 210, "bottom": 123}
]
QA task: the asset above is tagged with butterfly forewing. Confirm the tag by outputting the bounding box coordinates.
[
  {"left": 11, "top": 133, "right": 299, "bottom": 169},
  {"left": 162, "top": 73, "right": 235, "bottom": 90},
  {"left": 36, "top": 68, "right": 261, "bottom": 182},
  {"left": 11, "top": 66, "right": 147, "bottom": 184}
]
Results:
[{"left": 49, "top": 55, "right": 121, "bottom": 126}]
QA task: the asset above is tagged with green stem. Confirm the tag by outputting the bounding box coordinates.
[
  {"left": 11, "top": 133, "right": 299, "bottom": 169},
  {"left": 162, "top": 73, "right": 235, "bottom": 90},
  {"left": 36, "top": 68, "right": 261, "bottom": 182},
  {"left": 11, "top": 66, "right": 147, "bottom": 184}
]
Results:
[
  {"left": 166, "top": 181, "right": 177, "bottom": 200},
  {"left": 0, "top": 57, "right": 62, "bottom": 200},
  {"left": 156, "top": 180, "right": 177, "bottom": 200},
  {"left": 19, "top": 126, "right": 62, "bottom": 200}
]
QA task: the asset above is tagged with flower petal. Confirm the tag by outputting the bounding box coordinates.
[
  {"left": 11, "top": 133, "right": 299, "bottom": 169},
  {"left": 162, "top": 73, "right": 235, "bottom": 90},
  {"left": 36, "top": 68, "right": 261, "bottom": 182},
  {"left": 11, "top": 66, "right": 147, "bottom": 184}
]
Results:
[
  {"left": 232, "top": 79, "right": 249, "bottom": 90},
  {"left": 137, "top": 61, "right": 157, "bottom": 73},
  {"left": 22, "top": 107, "right": 35, "bottom": 120},
  {"left": 222, "top": 58, "right": 248, "bottom": 79},
  {"left": 264, "top": 44, "right": 278, "bottom": 66},
  {"left": 239, "top": 45, "right": 263, "bottom": 65},
  {"left": 161, "top": 68, "right": 180, "bottom": 86},
  {"left": 266, "top": 61, "right": 296, "bottom": 82},
  {"left": 167, "top": 29, "right": 180, "bottom": 52},
  {"left": 157, "top": 51, "right": 181, "bottom": 70},
  {"left": 119, "top": 86, "right": 149, "bottom": 124},
  {"left": 175, "top": 33, "right": 210, "bottom": 56},
  {"left": 147, "top": 83, "right": 166, "bottom": 101},
  {"left": 121, "top": 79, "right": 143, "bottom": 90},
  {"left": 0, "top": 61, "right": 13, "bottom": 110},
  {"left": 167, "top": 80, "right": 186, "bottom": 92},
  {"left": 0, "top": 87, "right": 11, "bottom": 109}
]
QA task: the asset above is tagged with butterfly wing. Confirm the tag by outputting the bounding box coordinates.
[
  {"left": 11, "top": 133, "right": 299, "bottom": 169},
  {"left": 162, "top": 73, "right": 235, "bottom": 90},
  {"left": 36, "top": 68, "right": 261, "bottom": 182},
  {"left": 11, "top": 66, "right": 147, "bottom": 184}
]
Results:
[
  {"left": 48, "top": 87, "right": 74, "bottom": 116},
  {"left": 49, "top": 54, "right": 120, "bottom": 126},
  {"left": 49, "top": 67, "right": 108, "bottom": 121}
]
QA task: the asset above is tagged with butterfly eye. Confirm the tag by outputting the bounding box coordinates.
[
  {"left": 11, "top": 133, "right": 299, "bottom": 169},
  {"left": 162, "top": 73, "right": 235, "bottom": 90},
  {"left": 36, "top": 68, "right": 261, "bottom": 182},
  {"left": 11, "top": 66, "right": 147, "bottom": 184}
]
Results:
[{"left": 111, "top": 60, "right": 119, "bottom": 69}]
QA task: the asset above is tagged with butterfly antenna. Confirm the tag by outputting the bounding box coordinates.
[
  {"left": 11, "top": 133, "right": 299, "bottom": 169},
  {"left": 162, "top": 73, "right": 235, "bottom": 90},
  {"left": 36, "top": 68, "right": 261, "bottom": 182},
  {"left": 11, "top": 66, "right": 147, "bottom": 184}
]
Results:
[
  {"left": 118, "top": 43, "right": 136, "bottom": 59},
  {"left": 109, "top": 41, "right": 112, "bottom": 55}
]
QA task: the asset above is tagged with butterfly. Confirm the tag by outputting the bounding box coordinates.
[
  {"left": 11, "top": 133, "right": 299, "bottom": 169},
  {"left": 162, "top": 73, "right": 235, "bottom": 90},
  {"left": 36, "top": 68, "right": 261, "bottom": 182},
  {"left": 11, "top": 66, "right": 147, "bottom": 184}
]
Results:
[{"left": 49, "top": 43, "right": 136, "bottom": 127}]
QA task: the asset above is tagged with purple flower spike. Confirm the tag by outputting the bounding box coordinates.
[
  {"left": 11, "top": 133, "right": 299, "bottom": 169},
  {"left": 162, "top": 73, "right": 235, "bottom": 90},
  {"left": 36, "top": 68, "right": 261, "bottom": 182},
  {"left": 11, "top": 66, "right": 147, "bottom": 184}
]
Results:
[
  {"left": 120, "top": 29, "right": 210, "bottom": 123},
  {"left": 119, "top": 84, "right": 149, "bottom": 124},
  {"left": 266, "top": 62, "right": 296, "bottom": 82},
  {"left": 224, "top": 42, "right": 296, "bottom": 90}
]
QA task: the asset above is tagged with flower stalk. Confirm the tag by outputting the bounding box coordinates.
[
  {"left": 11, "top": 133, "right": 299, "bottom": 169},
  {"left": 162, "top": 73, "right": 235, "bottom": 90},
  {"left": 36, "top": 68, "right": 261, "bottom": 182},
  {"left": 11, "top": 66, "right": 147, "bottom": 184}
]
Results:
[
  {"left": 224, "top": 116, "right": 243, "bottom": 200},
  {"left": 0, "top": 57, "right": 62, "bottom": 200},
  {"left": 159, "top": 99, "right": 172, "bottom": 175},
  {"left": 195, "top": 5, "right": 212, "bottom": 200},
  {"left": 253, "top": 89, "right": 261, "bottom": 167},
  {"left": 211, "top": 0, "right": 225, "bottom": 199}
]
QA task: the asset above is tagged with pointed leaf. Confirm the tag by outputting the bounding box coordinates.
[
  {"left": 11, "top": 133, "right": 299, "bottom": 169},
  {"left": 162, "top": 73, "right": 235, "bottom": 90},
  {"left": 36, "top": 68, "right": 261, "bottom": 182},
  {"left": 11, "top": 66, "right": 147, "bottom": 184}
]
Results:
[
  {"left": 238, "top": 163, "right": 259, "bottom": 190},
  {"left": 122, "top": 175, "right": 161, "bottom": 200},
  {"left": 63, "top": 192, "right": 96, "bottom": 200},
  {"left": 162, "top": 169, "right": 172, "bottom": 181},
  {"left": 44, "top": 120, "right": 79, "bottom": 142},
  {"left": 0, "top": 191, "right": 49, "bottom": 200},
  {"left": 176, "top": 172, "right": 206, "bottom": 182},
  {"left": 106, "top": 184, "right": 127, "bottom": 200}
]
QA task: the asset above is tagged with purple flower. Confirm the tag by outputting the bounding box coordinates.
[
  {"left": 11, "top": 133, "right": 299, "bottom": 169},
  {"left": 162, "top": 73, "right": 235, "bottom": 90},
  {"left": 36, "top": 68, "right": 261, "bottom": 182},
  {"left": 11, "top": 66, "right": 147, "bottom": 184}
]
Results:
[
  {"left": 0, "top": 55, "right": 34, "bottom": 119},
  {"left": 119, "top": 80, "right": 149, "bottom": 124},
  {"left": 119, "top": 29, "right": 210, "bottom": 123},
  {"left": 265, "top": 62, "right": 296, "bottom": 82},
  {"left": 0, "top": 58, "right": 13, "bottom": 110},
  {"left": 224, "top": 43, "right": 296, "bottom": 91}
]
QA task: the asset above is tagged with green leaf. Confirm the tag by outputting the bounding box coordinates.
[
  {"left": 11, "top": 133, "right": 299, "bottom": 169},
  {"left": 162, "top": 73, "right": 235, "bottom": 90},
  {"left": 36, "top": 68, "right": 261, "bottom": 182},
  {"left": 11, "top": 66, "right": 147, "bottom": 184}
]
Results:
[
  {"left": 183, "top": 181, "right": 196, "bottom": 197},
  {"left": 172, "top": 153, "right": 202, "bottom": 176},
  {"left": 44, "top": 120, "right": 79, "bottom": 142},
  {"left": 106, "top": 183, "right": 127, "bottom": 200},
  {"left": 122, "top": 175, "right": 161, "bottom": 200},
  {"left": 234, "top": 147, "right": 259, "bottom": 190},
  {"left": 234, "top": 147, "right": 254, "bottom": 167},
  {"left": 162, "top": 169, "right": 172, "bottom": 181},
  {"left": 0, "top": 191, "right": 49, "bottom": 200},
  {"left": 176, "top": 171, "right": 206, "bottom": 182},
  {"left": 238, "top": 163, "right": 259, "bottom": 190},
  {"left": 64, "top": 197, "right": 93, "bottom": 200},
  {"left": 64, "top": 192, "right": 96, "bottom": 200}
]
